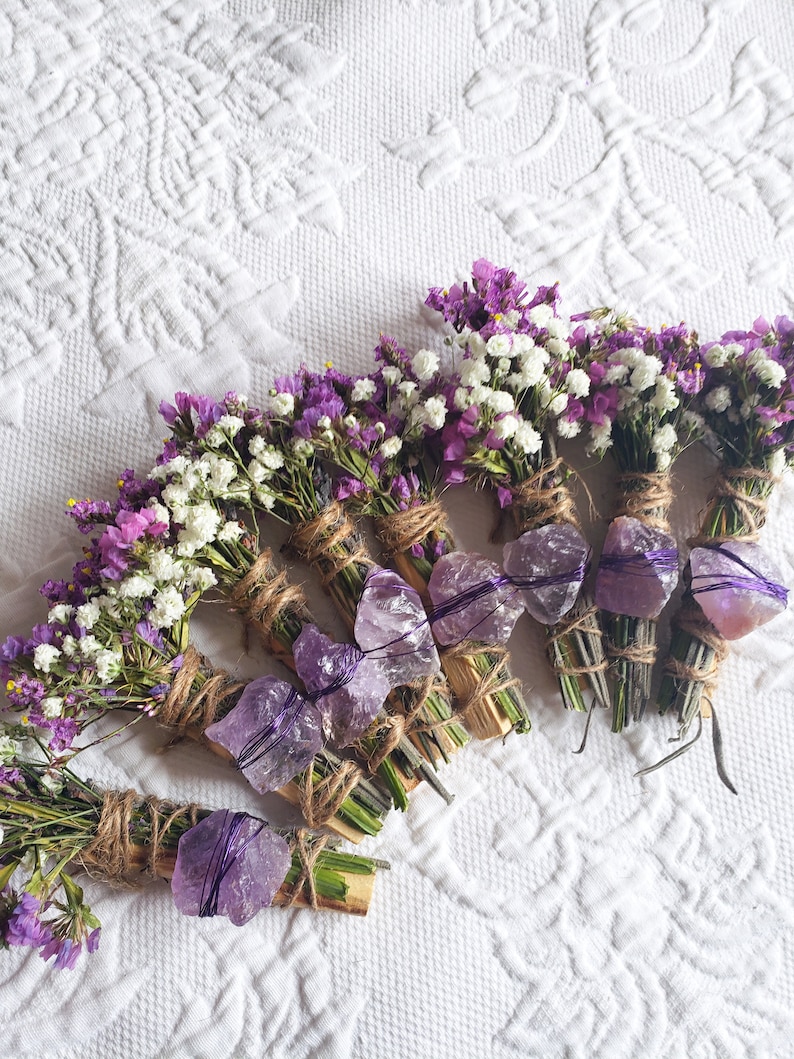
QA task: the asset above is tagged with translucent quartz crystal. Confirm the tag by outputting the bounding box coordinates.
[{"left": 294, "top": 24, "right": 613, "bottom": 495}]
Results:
[
  {"left": 172, "top": 810, "right": 291, "bottom": 925},
  {"left": 427, "top": 551, "right": 525, "bottom": 645},
  {"left": 502, "top": 523, "right": 590, "bottom": 624},
  {"left": 206, "top": 676, "right": 323, "bottom": 794},
  {"left": 690, "top": 541, "right": 788, "bottom": 640},
  {"left": 354, "top": 565, "right": 440, "bottom": 685},
  {"left": 294, "top": 624, "right": 391, "bottom": 748},
  {"left": 595, "top": 516, "right": 679, "bottom": 620}
]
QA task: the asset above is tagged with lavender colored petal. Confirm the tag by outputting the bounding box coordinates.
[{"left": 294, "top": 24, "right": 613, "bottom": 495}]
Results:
[
  {"left": 172, "top": 810, "right": 290, "bottom": 926},
  {"left": 595, "top": 516, "right": 679, "bottom": 620},
  {"left": 427, "top": 552, "right": 524, "bottom": 646},
  {"left": 294, "top": 624, "right": 391, "bottom": 748},
  {"left": 206, "top": 676, "right": 323, "bottom": 795},
  {"left": 503, "top": 524, "right": 589, "bottom": 624},
  {"left": 354, "top": 565, "right": 440, "bottom": 685},
  {"left": 690, "top": 541, "right": 788, "bottom": 640}
]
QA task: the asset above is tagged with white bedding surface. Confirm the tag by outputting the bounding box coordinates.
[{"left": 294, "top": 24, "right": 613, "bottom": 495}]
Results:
[{"left": 1, "top": 2, "right": 793, "bottom": 1056}]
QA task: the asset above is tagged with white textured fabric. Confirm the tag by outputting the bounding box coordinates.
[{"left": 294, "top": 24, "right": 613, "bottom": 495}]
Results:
[{"left": 1, "top": 2, "right": 794, "bottom": 1056}]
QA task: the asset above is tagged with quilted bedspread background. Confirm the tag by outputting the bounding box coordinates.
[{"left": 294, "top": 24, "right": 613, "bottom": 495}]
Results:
[{"left": 1, "top": 1, "right": 794, "bottom": 1056}]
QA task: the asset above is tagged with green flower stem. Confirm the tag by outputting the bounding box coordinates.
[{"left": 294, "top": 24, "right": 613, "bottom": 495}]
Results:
[
  {"left": 282, "top": 492, "right": 469, "bottom": 777},
  {"left": 1, "top": 767, "right": 378, "bottom": 915},
  {"left": 607, "top": 613, "right": 656, "bottom": 732},
  {"left": 656, "top": 460, "right": 777, "bottom": 727},
  {"left": 388, "top": 545, "right": 531, "bottom": 739},
  {"left": 544, "top": 591, "right": 610, "bottom": 713},
  {"left": 214, "top": 533, "right": 457, "bottom": 813}
]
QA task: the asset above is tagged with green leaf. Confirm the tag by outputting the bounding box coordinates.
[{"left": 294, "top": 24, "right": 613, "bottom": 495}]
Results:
[
  {"left": 0, "top": 861, "right": 19, "bottom": 890},
  {"left": 59, "top": 871, "right": 85, "bottom": 908},
  {"left": 82, "top": 906, "right": 101, "bottom": 930}
]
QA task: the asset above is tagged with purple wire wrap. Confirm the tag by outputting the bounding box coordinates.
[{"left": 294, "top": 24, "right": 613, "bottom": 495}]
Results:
[
  {"left": 597, "top": 549, "right": 679, "bottom": 577},
  {"left": 309, "top": 643, "right": 366, "bottom": 700},
  {"left": 427, "top": 565, "right": 590, "bottom": 628},
  {"left": 199, "top": 810, "right": 266, "bottom": 918},
  {"left": 690, "top": 544, "right": 789, "bottom": 605},
  {"left": 235, "top": 686, "right": 306, "bottom": 772}
]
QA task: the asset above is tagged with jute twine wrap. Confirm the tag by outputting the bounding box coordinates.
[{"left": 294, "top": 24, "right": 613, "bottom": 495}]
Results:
[
  {"left": 296, "top": 759, "right": 364, "bottom": 830},
  {"left": 157, "top": 645, "right": 246, "bottom": 734},
  {"left": 285, "top": 829, "right": 328, "bottom": 909},
  {"left": 602, "top": 471, "right": 675, "bottom": 669},
  {"left": 375, "top": 502, "right": 526, "bottom": 733},
  {"left": 439, "top": 641, "right": 522, "bottom": 722},
  {"left": 687, "top": 466, "right": 778, "bottom": 546},
  {"left": 510, "top": 458, "right": 581, "bottom": 534},
  {"left": 354, "top": 675, "right": 450, "bottom": 773},
  {"left": 663, "top": 464, "right": 777, "bottom": 703},
  {"left": 545, "top": 605, "right": 609, "bottom": 677},
  {"left": 228, "top": 547, "right": 312, "bottom": 648},
  {"left": 285, "top": 502, "right": 375, "bottom": 586},
  {"left": 612, "top": 470, "right": 674, "bottom": 532},
  {"left": 373, "top": 500, "right": 449, "bottom": 559},
  {"left": 663, "top": 599, "right": 730, "bottom": 703},
  {"left": 77, "top": 789, "right": 201, "bottom": 885}
]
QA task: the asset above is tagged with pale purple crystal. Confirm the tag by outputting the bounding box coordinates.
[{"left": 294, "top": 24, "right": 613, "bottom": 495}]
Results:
[
  {"left": 205, "top": 676, "right": 323, "bottom": 795},
  {"left": 172, "top": 809, "right": 291, "bottom": 926},
  {"left": 293, "top": 624, "right": 391, "bottom": 748},
  {"left": 354, "top": 565, "right": 440, "bottom": 685},
  {"left": 595, "top": 516, "right": 679, "bottom": 619},
  {"left": 690, "top": 541, "right": 788, "bottom": 640},
  {"left": 502, "top": 523, "right": 590, "bottom": 624},
  {"left": 427, "top": 551, "right": 525, "bottom": 645}
]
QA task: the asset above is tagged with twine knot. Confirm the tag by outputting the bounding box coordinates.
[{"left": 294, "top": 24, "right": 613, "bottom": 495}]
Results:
[
  {"left": 285, "top": 502, "right": 375, "bottom": 586},
  {"left": 157, "top": 645, "right": 246, "bottom": 734},
  {"left": 509, "top": 458, "right": 582, "bottom": 534},
  {"left": 373, "top": 500, "right": 450, "bottom": 559},
  {"left": 296, "top": 759, "right": 364, "bottom": 830},
  {"left": 285, "top": 829, "right": 329, "bottom": 909},
  {"left": 612, "top": 470, "right": 674, "bottom": 531},
  {"left": 77, "top": 789, "right": 201, "bottom": 885}
]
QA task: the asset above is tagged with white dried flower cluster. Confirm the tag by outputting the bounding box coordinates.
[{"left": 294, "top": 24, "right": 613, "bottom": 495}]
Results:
[
  {"left": 747, "top": 348, "right": 787, "bottom": 389},
  {"left": 408, "top": 395, "right": 448, "bottom": 432},
  {"left": 410, "top": 349, "right": 440, "bottom": 381},
  {"left": 449, "top": 311, "right": 586, "bottom": 452},
  {"left": 152, "top": 450, "right": 250, "bottom": 558}
]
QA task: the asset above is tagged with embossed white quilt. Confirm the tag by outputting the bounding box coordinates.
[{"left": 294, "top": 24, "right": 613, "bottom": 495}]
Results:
[{"left": 1, "top": 2, "right": 793, "bottom": 1056}]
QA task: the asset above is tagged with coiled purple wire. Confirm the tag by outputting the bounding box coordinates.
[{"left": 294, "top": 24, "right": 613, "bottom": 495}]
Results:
[
  {"left": 199, "top": 810, "right": 265, "bottom": 918},
  {"left": 690, "top": 545, "right": 788, "bottom": 605},
  {"left": 597, "top": 548, "right": 678, "bottom": 578}
]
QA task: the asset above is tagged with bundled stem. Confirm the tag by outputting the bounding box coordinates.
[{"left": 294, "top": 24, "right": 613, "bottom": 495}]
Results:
[
  {"left": 605, "top": 470, "right": 675, "bottom": 732},
  {"left": 508, "top": 455, "right": 609, "bottom": 714},
  {"left": 154, "top": 642, "right": 390, "bottom": 842},
  {"left": 374, "top": 502, "right": 531, "bottom": 740},
  {"left": 282, "top": 498, "right": 469, "bottom": 773},
  {"left": 2, "top": 774, "right": 377, "bottom": 917},
  {"left": 657, "top": 463, "right": 778, "bottom": 734},
  {"left": 218, "top": 535, "right": 454, "bottom": 813}
]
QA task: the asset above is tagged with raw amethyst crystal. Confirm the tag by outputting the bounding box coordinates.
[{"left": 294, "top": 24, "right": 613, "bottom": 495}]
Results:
[
  {"left": 502, "top": 523, "right": 590, "bottom": 624},
  {"left": 294, "top": 624, "right": 391, "bottom": 748},
  {"left": 427, "top": 551, "right": 525, "bottom": 645},
  {"left": 690, "top": 541, "right": 788, "bottom": 640},
  {"left": 354, "top": 565, "right": 440, "bottom": 685},
  {"left": 595, "top": 516, "right": 679, "bottom": 619},
  {"left": 172, "top": 809, "right": 291, "bottom": 925},
  {"left": 205, "top": 676, "right": 323, "bottom": 794}
]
